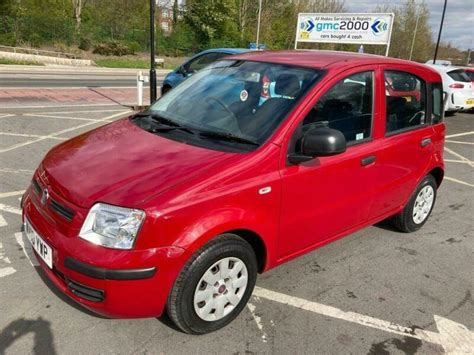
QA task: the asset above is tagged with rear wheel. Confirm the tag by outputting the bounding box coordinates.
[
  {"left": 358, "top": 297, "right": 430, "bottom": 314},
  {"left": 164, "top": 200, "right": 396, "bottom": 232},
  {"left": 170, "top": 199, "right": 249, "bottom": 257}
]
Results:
[
  {"left": 167, "top": 234, "right": 257, "bottom": 334},
  {"left": 392, "top": 174, "right": 437, "bottom": 233}
]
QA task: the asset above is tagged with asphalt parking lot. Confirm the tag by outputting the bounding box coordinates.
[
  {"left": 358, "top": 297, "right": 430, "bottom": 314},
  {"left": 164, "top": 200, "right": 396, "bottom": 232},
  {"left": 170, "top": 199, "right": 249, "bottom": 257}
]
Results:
[{"left": 0, "top": 104, "right": 472, "bottom": 354}]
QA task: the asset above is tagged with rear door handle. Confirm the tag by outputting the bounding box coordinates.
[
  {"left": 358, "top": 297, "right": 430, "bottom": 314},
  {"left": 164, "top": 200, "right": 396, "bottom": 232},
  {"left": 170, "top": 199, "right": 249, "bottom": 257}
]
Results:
[
  {"left": 361, "top": 155, "right": 376, "bottom": 166},
  {"left": 421, "top": 138, "right": 432, "bottom": 147}
]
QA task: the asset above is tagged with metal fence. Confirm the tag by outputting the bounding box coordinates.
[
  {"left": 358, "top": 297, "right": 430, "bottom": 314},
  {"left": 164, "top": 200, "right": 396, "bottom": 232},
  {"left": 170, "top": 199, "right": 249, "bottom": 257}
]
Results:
[{"left": 0, "top": 45, "right": 77, "bottom": 59}]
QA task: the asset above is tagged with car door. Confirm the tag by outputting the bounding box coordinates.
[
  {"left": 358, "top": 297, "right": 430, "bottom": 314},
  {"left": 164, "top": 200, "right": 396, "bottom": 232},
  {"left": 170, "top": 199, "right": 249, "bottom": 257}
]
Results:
[
  {"left": 370, "top": 67, "right": 437, "bottom": 220},
  {"left": 278, "top": 68, "right": 384, "bottom": 260}
]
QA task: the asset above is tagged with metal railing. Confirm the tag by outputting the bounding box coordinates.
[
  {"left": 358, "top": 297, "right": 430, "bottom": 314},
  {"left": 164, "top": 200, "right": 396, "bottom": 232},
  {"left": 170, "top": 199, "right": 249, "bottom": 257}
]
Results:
[{"left": 0, "top": 45, "right": 78, "bottom": 59}]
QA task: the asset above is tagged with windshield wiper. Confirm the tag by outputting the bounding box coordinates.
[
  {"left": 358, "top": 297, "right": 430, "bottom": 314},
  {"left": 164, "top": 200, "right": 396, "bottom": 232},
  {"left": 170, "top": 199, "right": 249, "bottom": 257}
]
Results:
[
  {"left": 198, "top": 130, "right": 259, "bottom": 146},
  {"left": 134, "top": 112, "right": 195, "bottom": 135}
]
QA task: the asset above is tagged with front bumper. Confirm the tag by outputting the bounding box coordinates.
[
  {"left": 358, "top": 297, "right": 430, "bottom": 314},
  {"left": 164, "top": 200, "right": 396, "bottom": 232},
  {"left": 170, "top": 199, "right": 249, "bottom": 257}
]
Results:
[{"left": 22, "top": 188, "right": 186, "bottom": 318}]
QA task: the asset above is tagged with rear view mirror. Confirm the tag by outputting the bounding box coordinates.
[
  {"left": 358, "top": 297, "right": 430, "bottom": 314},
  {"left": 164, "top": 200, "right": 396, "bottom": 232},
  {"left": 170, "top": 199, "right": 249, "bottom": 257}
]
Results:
[{"left": 288, "top": 127, "right": 346, "bottom": 164}]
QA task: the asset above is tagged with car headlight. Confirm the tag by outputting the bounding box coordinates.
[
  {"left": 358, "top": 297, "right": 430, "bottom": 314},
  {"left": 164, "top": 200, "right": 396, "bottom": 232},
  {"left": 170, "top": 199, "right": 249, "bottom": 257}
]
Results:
[{"left": 79, "top": 203, "right": 145, "bottom": 250}]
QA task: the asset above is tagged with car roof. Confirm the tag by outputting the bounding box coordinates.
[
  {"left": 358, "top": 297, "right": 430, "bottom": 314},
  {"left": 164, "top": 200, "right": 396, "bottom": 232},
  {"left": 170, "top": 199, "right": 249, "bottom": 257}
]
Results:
[
  {"left": 426, "top": 64, "right": 465, "bottom": 73},
  {"left": 198, "top": 48, "right": 249, "bottom": 55},
  {"left": 228, "top": 50, "right": 432, "bottom": 71}
]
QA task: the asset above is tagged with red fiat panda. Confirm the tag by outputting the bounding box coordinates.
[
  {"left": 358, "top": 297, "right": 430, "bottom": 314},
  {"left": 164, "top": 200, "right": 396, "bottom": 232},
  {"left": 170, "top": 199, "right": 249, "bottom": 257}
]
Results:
[{"left": 22, "top": 51, "right": 445, "bottom": 334}]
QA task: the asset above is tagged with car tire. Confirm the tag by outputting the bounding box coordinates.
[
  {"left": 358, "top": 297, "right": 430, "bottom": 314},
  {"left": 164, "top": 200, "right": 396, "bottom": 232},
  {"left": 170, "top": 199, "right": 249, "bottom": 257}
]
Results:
[
  {"left": 445, "top": 110, "right": 457, "bottom": 117},
  {"left": 167, "top": 234, "right": 258, "bottom": 334},
  {"left": 392, "top": 174, "right": 437, "bottom": 233}
]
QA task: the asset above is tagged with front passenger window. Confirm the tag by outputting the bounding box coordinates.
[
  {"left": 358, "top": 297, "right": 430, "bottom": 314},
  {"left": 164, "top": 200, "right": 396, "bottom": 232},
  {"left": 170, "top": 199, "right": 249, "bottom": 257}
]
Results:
[
  {"left": 385, "top": 71, "right": 426, "bottom": 133},
  {"left": 302, "top": 71, "right": 373, "bottom": 143}
]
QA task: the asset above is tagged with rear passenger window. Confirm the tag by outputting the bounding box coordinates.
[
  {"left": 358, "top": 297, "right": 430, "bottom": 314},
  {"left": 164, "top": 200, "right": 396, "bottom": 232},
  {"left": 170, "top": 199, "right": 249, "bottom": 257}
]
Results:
[
  {"left": 432, "top": 83, "right": 443, "bottom": 124},
  {"left": 302, "top": 71, "right": 373, "bottom": 143},
  {"left": 385, "top": 71, "right": 426, "bottom": 134}
]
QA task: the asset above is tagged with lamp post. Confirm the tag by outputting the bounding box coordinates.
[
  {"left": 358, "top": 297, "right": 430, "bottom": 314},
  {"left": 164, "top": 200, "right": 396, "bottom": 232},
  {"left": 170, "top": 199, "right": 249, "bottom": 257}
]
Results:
[
  {"left": 149, "top": 0, "right": 157, "bottom": 103},
  {"left": 409, "top": 8, "right": 420, "bottom": 61},
  {"left": 256, "top": 0, "right": 262, "bottom": 49},
  {"left": 433, "top": 0, "right": 447, "bottom": 64}
]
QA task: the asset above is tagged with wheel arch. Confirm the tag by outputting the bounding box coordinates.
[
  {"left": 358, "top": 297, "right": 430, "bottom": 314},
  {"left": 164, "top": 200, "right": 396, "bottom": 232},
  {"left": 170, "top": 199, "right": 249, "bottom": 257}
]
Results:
[
  {"left": 428, "top": 166, "right": 444, "bottom": 187},
  {"left": 225, "top": 229, "right": 267, "bottom": 273}
]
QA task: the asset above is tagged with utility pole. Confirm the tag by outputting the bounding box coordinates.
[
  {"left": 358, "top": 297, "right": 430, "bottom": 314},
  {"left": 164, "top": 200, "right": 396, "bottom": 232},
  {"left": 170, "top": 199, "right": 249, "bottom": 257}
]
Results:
[
  {"left": 409, "top": 8, "right": 420, "bottom": 61},
  {"left": 256, "top": 0, "right": 262, "bottom": 49},
  {"left": 433, "top": 0, "right": 447, "bottom": 64},
  {"left": 149, "top": 0, "right": 157, "bottom": 103}
]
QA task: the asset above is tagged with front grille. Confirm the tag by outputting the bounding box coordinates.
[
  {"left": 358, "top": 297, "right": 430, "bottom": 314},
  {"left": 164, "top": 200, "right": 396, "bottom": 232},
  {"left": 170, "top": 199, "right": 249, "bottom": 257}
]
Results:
[
  {"left": 49, "top": 199, "right": 75, "bottom": 221},
  {"left": 67, "top": 279, "right": 105, "bottom": 303},
  {"left": 32, "top": 179, "right": 42, "bottom": 195}
]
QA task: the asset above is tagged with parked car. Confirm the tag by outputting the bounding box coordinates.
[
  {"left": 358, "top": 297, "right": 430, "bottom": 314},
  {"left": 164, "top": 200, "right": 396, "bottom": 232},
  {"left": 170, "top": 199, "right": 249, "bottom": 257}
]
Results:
[
  {"left": 462, "top": 67, "right": 474, "bottom": 87},
  {"left": 426, "top": 64, "right": 474, "bottom": 114},
  {"left": 160, "top": 48, "right": 249, "bottom": 95},
  {"left": 23, "top": 51, "right": 445, "bottom": 334}
]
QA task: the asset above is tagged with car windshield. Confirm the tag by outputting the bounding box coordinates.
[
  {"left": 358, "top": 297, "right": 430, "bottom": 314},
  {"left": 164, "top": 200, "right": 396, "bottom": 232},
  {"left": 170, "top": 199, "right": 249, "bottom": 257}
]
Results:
[{"left": 147, "top": 60, "right": 321, "bottom": 148}]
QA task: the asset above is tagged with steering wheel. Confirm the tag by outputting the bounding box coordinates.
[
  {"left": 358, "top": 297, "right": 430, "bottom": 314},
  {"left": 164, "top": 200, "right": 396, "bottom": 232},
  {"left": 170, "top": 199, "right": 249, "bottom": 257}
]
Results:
[{"left": 206, "top": 96, "right": 236, "bottom": 117}]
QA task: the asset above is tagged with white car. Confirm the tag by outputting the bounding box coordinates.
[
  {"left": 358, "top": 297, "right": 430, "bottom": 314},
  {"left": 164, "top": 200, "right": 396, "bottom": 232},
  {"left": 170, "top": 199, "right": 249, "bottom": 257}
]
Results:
[{"left": 426, "top": 64, "right": 474, "bottom": 114}]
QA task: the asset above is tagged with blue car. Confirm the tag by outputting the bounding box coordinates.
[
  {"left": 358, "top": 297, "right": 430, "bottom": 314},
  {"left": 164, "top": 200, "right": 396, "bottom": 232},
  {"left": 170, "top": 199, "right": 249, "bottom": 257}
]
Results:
[{"left": 161, "top": 48, "right": 249, "bottom": 95}]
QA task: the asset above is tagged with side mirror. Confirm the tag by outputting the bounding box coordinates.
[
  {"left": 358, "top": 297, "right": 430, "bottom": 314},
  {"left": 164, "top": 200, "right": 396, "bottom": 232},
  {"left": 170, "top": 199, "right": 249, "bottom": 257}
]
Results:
[
  {"left": 288, "top": 127, "right": 347, "bottom": 164},
  {"left": 176, "top": 66, "right": 186, "bottom": 76}
]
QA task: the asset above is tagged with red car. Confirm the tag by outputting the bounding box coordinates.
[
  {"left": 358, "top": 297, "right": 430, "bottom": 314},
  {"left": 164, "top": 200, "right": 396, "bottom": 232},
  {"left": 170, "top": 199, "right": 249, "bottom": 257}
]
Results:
[{"left": 22, "top": 51, "right": 445, "bottom": 334}]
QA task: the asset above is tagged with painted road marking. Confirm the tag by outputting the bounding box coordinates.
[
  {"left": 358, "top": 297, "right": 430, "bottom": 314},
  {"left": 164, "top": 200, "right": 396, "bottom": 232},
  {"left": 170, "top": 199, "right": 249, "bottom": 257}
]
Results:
[
  {"left": 444, "top": 176, "right": 474, "bottom": 188},
  {"left": 247, "top": 302, "right": 268, "bottom": 343},
  {"left": 0, "top": 132, "right": 65, "bottom": 141},
  {"left": 0, "top": 110, "right": 131, "bottom": 153},
  {"left": 0, "top": 203, "right": 22, "bottom": 215},
  {"left": 23, "top": 113, "right": 102, "bottom": 122},
  {"left": 14, "top": 232, "right": 38, "bottom": 267},
  {"left": 0, "top": 190, "right": 25, "bottom": 199},
  {"left": 444, "top": 147, "right": 474, "bottom": 168},
  {"left": 0, "top": 103, "right": 120, "bottom": 109},
  {"left": 444, "top": 159, "right": 472, "bottom": 165},
  {"left": 446, "top": 140, "right": 474, "bottom": 145},
  {"left": 253, "top": 287, "right": 474, "bottom": 353},
  {"left": 0, "top": 168, "right": 34, "bottom": 174},
  {"left": 446, "top": 131, "right": 474, "bottom": 139},
  {"left": 0, "top": 242, "right": 16, "bottom": 278},
  {"left": 0, "top": 214, "right": 7, "bottom": 227}
]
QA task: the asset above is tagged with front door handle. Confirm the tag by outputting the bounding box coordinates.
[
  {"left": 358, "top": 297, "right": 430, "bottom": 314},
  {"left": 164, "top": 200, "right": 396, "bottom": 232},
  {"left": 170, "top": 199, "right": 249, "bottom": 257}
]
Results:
[
  {"left": 421, "top": 138, "right": 432, "bottom": 147},
  {"left": 361, "top": 155, "right": 376, "bottom": 166}
]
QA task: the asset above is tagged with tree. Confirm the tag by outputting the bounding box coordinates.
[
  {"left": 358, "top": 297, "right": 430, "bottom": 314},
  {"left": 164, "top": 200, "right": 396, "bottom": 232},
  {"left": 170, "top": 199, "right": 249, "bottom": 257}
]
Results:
[{"left": 72, "top": 0, "right": 86, "bottom": 34}]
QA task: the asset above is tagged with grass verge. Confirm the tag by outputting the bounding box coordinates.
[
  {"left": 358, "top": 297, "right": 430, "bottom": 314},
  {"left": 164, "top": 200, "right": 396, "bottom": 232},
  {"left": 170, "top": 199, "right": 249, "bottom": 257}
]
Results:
[
  {"left": 0, "top": 58, "right": 44, "bottom": 65},
  {"left": 95, "top": 57, "right": 180, "bottom": 70}
]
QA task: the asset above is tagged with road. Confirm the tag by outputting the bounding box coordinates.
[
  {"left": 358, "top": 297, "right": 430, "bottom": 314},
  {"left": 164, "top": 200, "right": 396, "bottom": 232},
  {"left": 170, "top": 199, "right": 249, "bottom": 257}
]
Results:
[{"left": 0, "top": 65, "right": 169, "bottom": 88}]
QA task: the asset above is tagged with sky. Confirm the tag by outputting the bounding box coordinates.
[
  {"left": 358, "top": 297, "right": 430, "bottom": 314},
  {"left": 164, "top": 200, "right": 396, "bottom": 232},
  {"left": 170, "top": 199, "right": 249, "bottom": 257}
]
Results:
[{"left": 346, "top": 0, "right": 473, "bottom": 50}]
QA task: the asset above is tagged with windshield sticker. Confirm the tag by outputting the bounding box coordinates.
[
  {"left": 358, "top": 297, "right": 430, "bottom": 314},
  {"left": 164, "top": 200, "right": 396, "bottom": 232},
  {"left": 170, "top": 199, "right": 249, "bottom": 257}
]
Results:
[
  {"left": 356, "top": 133, "right": 364, "bottom": 140},
  {"left": 240, "top": 89, "right": 249, "bottom": 102}
]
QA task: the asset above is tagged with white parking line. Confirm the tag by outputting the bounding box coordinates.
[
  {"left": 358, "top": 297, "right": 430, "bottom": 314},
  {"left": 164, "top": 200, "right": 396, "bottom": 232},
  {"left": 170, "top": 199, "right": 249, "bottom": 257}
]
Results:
[
  {"left": 0, "top": 168, "right": 34, "bottom": 174},
  {"left": 0, "top": 114, "right": 14, "bottom": 119},
  {"left": 446, "top": 131, "right": 474, "bottom": 139},
  {"left": 444, "top": 159, "right": 472, "bottom": 165},
  {"left": 446, "top": 140, "right": 474, "bottom": 145},
  {"left": 247, "top": 302, "right": 268, "bottom": 342},
  {"left": 23, "top": 113, "right": 101, "bottom": 122},
  {"left": 39, "top": 109, "right": 128, "bottom": 115},
  {"left": 0, "top": 103, "right": 121, "bottom": 109},
  {"left": 0, "top": 190, "right": 25, "bottom": 199},
  {"left": 0, "top": 203, "right": 22, "bottom": 215},
  {"left": 253, "top": 287, "right": 474, "bottom": 354},
  {"left": 444, "top": 176, "right": 474, "bottom": 188},
  {"left": 0, "top": 132, "right": 65, "bottom": 141},
  {"left": 0, "top": 214, "right": 7, "bottom": 227},
  {"left": 444, "top": 147, "right": 474, "bottom": 167},
  {"left": 0, "top": 110, "right": 131, "bottom": 153},
  {"left": 14, "top": 232, "right": 38, "bottom": 267},
  {"left": 0, "top": 242, "right": 16, "bottom": 278}
]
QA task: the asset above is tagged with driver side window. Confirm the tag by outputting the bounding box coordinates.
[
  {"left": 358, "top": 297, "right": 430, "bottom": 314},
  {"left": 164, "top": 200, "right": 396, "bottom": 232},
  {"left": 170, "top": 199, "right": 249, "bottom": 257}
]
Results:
[
  {"left": 385, "top": 70, "right": 426, "bottom": 134},
  {"left": 301, "top": 71, "right": 374, "bottom": 144}
]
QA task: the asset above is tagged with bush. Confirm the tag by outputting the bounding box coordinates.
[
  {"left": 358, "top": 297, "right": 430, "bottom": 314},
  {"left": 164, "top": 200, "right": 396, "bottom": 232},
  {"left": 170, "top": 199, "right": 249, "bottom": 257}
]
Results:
[
  {"left": 92, "top": 41, "right": 136, "bottom": 56},
  {"left": 78, "top": 37, "right": 92, "bottom": 51},
  {"left": 0, "top": 33, "right": 17, "bottom": 47}
]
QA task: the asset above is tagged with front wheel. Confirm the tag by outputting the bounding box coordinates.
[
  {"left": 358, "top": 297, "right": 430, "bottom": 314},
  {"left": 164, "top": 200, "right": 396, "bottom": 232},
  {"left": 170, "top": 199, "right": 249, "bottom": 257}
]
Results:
[
  {"left": 392, "top": 174, "right": 437, "bottom": 233},
  {"left": 167, "top": 234, "right": 257, "bottom": 334}
]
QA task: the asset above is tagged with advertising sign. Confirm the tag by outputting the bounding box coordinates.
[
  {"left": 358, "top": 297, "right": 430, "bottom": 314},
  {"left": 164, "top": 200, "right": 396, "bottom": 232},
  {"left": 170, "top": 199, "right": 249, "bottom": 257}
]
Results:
[{"left": 295, "top": 13, "right": 394, "bottom": 55}]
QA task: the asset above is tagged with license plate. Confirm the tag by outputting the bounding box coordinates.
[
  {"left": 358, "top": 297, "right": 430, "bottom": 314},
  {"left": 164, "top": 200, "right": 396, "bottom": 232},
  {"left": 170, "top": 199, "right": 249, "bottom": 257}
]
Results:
[
  {"left": 25, "top": 219, "right": 53, "bottom": 269},
  {"left": 466, "top": 99, "right": 474, "bottom": 105}
]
